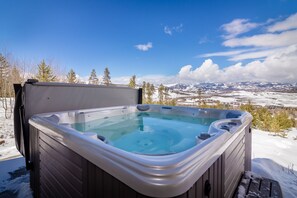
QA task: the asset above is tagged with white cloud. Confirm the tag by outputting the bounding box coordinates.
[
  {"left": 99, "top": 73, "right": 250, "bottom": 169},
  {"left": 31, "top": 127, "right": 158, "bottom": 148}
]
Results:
[
  {"left": 178, "top": 59, "right": 221, "bottom": 82},
  {"left": 134, "top": 42, "right": 153, "bottom": 51},
  {"left": 106, "top": 45, "right": 297, "bottom": 85},
  {"left": 164, "top": 24, "right": 183, "bottom": 35},
  {"left": 179, "top": 44, "right": 297, "bottom": 83},
  {"left": 198, "top": 13, "right": 297, "bottom": 63},
  {"left": 221, "top": 19, "right": 259, "bottom": 39},
  {"left": 267, "top": 13, "right": 297, "bottom": 32},
  {"left": 228, "top": 47, "right": 286, "bottom": 61},
  {"left": 164, "top": 26, "right": 172, "bottom": 35},
  {"left": 199, "top": 48, "right": 257, "bottom": 58},
  {"left": 223, "top": 29, "right": 297, "bottom": 48},
  {"left": 198, "top": 36, "right": 211, "bottom": 44}
]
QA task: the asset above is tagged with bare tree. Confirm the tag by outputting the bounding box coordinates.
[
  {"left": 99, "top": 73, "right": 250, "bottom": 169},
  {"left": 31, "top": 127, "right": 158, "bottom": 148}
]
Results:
[{"left": 0, "top": 53, "right": 21, "bottom": 118}]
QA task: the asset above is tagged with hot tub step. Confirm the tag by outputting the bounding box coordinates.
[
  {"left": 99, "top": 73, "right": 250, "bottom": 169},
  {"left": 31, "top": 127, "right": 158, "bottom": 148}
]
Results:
[{"left": 234, "top": 171, "right": 283, "bottom": 198}]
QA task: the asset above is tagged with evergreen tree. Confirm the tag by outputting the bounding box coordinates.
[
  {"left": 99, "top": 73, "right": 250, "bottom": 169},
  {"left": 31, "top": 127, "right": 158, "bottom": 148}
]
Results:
[
  {"left": 271, "top": 111, "right": 294, "bottom": 134},
  {"left": 0, "top": 54, "right": 10, "bottom": 97},
  {"left": 103, "top": 67, "right": 111, "bottom": 86},
  {"left": 158, "top": 84, "right": 165, "bottom": 104},
  {"left": 150, "top": 84, "right": 155, "bottom": 95},
  {"left": 128, "top": 75, "right": 136, "bottom": 88},
  {"left": 67, "top": 69, "right": 77, "bottom": 83},
  {"left": 88, "top": 69, "right": 99, "bottom": 85},
  {"left": 197, "top": 88, "right": 203, "bottom": 106},
  {"left": 146, "top": 82, "right": 152, "bottom": 104},
  {"left": 142, "top": 81, "right": 146, "bottom": 103},
  {"left": 35, "top": 60, "right": 56, "bottom": 82},
  {"left": 240, "top": 100, "right": 257, "bottom": 127},
  {"left": 164, "top": 86, "right": 170, "bottom": 102}
]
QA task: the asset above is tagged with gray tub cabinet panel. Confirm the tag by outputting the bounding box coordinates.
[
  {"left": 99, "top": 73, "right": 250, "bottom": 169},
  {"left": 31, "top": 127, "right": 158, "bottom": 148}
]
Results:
[{"left": 224, "top": 132, "right": 246, "bottom": 198}]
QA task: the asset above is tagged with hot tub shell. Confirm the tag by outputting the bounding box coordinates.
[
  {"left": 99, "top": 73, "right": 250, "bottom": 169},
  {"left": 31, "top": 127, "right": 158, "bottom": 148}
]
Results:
[{"left": 29, "top": 105, "right": 252, "bottom": 198}]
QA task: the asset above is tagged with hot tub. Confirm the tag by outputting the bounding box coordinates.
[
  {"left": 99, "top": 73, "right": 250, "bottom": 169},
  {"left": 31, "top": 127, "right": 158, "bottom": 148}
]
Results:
[{"left": 29, "top": 104, "right": 252, "bottom": 198}]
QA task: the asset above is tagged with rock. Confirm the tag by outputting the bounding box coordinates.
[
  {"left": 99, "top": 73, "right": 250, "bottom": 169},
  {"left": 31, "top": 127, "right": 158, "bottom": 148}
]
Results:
[{"left": 0, "top": 139, "right": 5, "bottom": 145}]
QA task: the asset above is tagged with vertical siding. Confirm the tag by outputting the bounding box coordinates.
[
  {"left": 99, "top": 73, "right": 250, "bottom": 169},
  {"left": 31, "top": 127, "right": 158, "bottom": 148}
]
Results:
[
  {"left": 224, "top": 132, "right": 245, "bottom": 198},
  {"left": 38, "top": 131, "right": 84, "bottom": 198},
  {"left": 29, "top": 126, "right": 40, "bottom": 198},
  {"left": 244, "top": 125, "right": 252, "bottom": 171}
]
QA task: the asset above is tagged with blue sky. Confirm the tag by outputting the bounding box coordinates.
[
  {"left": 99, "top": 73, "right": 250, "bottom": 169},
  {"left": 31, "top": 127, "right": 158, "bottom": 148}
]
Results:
[{"left": 1, "top": 0, "right": 297, "bottom": 83}]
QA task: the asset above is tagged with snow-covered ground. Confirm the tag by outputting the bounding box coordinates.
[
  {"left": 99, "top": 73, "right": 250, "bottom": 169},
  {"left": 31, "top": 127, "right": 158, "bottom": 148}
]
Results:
[
  {"left": 0, "top": 101, "right": 21, "bottom": 161},
  {"left": 1, "top": 99, "right": 297, "bottom": 197},
  {"left": 0, "top": 100, "right": 32, "bottom": 197},
  {"left": 0, "top": 157, "right": 32, "bottom": 197},
  {"left": 171, "top": 90, "right": 297, "bottom": 108},
  {"left": 252, "top": 129, "right": 297, "bottom": 198},
  {"left": 223, "top": 91, "right": 297, "bottom": 107}
]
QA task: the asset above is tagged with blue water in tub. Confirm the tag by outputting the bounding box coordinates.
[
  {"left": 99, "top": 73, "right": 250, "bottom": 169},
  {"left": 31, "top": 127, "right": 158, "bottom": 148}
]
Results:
[{"left": 72, "top": 112, "right": 217, "bottom": 155}]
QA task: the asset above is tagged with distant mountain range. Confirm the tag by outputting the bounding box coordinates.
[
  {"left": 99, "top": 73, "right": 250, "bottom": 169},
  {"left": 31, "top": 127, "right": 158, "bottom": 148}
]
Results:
[{"left": 164, "top": 82, "right": 297, "bottom": 93}]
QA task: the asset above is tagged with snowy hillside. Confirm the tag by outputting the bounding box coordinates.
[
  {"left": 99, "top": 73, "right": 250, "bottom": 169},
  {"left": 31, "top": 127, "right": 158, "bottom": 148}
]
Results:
[{"left": 163, "top": 82, "right": 297, "bottom": 108}]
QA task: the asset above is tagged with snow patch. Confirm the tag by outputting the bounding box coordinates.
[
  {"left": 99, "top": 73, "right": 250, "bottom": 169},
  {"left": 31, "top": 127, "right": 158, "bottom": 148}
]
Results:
[{"left": 0, "top": 157, "right": 32, "bottom": 198}]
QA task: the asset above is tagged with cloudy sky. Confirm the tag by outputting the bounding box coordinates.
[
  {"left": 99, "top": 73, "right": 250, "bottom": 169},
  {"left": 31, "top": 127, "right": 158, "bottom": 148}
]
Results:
[{"left": 1, "top": 0, "right": 297, "bottom": 84}]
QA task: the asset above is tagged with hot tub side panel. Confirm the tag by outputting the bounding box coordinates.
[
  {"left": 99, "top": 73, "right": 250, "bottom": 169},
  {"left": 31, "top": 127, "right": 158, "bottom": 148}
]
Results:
[
  {"left": 223, "top": 131, "right": 245, "bottom": 198},
  {"left": 30, "top": 125, "right": 228, "bottom": 198}
]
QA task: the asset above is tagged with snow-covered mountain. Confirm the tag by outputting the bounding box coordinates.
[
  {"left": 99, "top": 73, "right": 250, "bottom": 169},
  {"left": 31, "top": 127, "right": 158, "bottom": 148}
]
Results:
[{"left": 165, "top": 82, "right": 297, "bottom": 92}]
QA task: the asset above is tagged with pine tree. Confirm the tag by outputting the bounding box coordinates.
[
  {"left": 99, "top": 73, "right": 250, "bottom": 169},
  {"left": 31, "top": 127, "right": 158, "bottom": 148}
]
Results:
[
  {"left": 0, "top": 53, "right": 10, "bottom": 97},
  {"left": 67, "top": 69, "right": 77, "bottom": 83},
  {"left": 35, "top": 60, "right": 56, "bottom": 82},
  {"left": 164, "top": 86, "right": 170, "bottom": 102},
  {"left": 103, "top": 67, "right": 111, "bottom": 86},
  {"left": 142, "top": 81, "right": 146, "bottom": 103},
  {"left": 271, "top": 111, "right": 294, "bottom": 135},
  {"left": 150, "top": 84, "right": 155, "bottom": 95},
  {"left": 197, "top": 88, "right": 203, "bottom": 106},
  {"left": 158, "top": 84, "right": 165, "bottom": 104},
  {"left": 128, "top": 75, "right": 136, "bottom": 88},
  {"left": 88, "top": 69, "right": 99, "bottom": 85},
  {"left": 146, "top": 82, "right": 152, "bottom": 104},
  {"left": 240, "top": 100, "right": 257, "bottom": 127}
]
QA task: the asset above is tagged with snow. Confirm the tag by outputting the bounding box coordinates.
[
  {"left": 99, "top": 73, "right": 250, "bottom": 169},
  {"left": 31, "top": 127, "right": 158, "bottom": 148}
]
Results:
[
  {"left": 0, "top": 157, "right": 32, "bottom": 197},
  {"left": 0, "top": 100, "right": 21, "bottom": 161},
  {"left": 252, "top": 129, "right": 297, "bottom": 198},
  {"left": 169, "top": 89, "right": 297, "bottom": 107},
  {"left": 209, "top": 96, "right": 237, "bottom": 103},
  {"left": 0, "top": 100, "right": 32, "bottom": 197}
]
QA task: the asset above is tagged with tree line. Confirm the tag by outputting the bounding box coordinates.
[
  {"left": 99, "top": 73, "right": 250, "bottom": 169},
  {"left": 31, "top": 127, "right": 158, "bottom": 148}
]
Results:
[
  {"left": 0, "top": 55, "right": 176, "bottom": 112},
  {"left": 1, "top": 53, "right": 295, "bottom": 136},
  {"left": 197, "top": 97, "right": 295, "bottom": 137},
  {"left": 127, "top": 75, "right": 176, "bottom": 106}
]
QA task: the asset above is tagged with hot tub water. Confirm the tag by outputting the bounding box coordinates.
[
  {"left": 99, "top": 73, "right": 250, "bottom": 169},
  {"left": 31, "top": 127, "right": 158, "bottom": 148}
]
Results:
[{"left": 72, "top": 112, "right": 217, "bottom": 155}]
